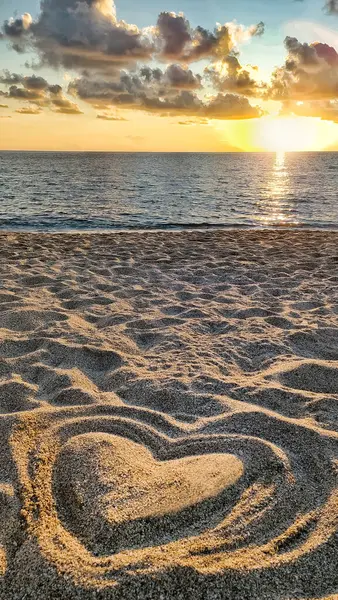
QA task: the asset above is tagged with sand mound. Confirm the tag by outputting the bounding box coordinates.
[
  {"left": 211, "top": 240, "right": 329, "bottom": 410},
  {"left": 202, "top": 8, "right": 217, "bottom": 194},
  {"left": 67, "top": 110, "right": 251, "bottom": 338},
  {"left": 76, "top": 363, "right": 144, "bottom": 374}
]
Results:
[
  {"left": 54, "top": 432, "right": 243, "bottom": 554},
  {"left": 279, "top": 361, "right": 338, "bottom": 394},
  {"left": 0, "top": 230, "right": 337, "bottom": 599},
  {"left": 0, "top": 380, "right": 39, "bottom": 413},
  {"left": 1, "top": 308, "right": 68, "bottom": 332}
]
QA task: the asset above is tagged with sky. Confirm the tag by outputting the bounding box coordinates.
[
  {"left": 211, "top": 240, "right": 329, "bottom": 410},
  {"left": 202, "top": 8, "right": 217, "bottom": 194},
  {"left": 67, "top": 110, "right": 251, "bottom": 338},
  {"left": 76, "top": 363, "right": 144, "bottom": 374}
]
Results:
[{"left": 0, "top": 0, "right": 338, "bottom": 151}]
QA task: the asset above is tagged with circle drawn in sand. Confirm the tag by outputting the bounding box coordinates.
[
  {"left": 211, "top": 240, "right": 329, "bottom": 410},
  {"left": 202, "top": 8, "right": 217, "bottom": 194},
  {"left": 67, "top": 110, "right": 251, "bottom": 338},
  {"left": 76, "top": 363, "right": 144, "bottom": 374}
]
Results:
[{"left": 11, "top": 407, "right": 338, "bottom": 592}]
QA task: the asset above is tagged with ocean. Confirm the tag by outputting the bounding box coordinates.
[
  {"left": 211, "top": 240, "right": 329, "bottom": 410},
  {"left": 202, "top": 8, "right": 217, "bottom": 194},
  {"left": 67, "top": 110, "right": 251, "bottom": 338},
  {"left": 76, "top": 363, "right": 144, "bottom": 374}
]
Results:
[{"left": 0, "top": 151, "right": 337, "bottom": 230}]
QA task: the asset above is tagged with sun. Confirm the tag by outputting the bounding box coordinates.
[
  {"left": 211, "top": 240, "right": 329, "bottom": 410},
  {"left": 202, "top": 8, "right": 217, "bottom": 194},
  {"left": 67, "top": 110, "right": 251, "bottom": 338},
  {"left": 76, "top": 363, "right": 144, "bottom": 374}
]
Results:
[
  {"left": 255, "top": 116, "right": 328, "bottom": 152},
  {"left": 213, "top": 114, "right": 338, "bottom": 152}
]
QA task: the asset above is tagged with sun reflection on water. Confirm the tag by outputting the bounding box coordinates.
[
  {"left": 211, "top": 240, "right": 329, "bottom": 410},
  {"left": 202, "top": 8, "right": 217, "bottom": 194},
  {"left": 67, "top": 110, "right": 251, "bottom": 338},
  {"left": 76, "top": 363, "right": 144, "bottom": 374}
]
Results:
[{"left": 256, "top": 152, "right": 299, "bottom": 227}]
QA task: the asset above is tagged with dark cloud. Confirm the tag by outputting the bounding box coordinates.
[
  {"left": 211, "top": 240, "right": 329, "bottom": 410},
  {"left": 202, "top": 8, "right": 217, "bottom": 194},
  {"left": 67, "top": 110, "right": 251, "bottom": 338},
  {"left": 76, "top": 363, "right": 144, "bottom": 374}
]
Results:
[
  {"left": 312, "top": 41, "right": 338, "bottom": 65},
  {"left": 1, "top": 0, "right": 153, "bottom": 73},
  {"left": 68, "top": 65, "right": 202, "bottom": 110},
  {"left": 69, "top": 73, "right": 202, "bottom": 111},
  {"left": 1, "top": 1, "right": 264, "bottom": 74},
  {"left": 139, "top": 67, "right": 163, "bottom": 82},
  {"left": 70, "top": 73, "right": 261, "bottom": 119},
  {"left": 49, "top": 84, "right": 83, "bottom": 113},
  {"left": 188, "top": 25, "right": 231, "bottom": 61},
  {"left": 156, "top": 13, "right": 264, "bottom": 62},
  {"left": 141, "top": 89, "right": 202, "bottom": 114},
  {"left": 206, "top": 55, "right": 263, "bottom": 96},
  {"left": 203, "top": 93, "right": 262, "bottom": 119},
  {"left": 68, "top": 73, "right": 142, "bottom": 106},
  {"left": 157, "top": 12, "right": 191, "bottom": 58},
  {"left": 0, "top": 2, "right": 267, "bottom": 122},
  {"left": 0, "top": 71, "right": 23, "bottom": 85},
  {"left": 165, "top": 64, "right": 202, "bottom": 89},
  {"left": 23, "top": 74, "right": 50, "bottom": 90},
  {"left": 0, "top": 70, "right": 83, "bottom": 115},
  {"left": 267, "top": 36, "right": 338, "bottom": 101},
  {"left": 284, "top": 36, "right": 318, "bottom": 67},
  {"left": 8, "top": 85, "right": 44, "bottom": 101},
  {"left": 324, "top": 0, "right": 338, "bottom": 13},
  {"left": 139, "top": 64, "right": 202, "bottom": 89},
  {"left": 3, "top": 13, "right": 32, "bottom": 37},
  {"left": 0, "top": 71, "right": 49, "bottom": 91}
]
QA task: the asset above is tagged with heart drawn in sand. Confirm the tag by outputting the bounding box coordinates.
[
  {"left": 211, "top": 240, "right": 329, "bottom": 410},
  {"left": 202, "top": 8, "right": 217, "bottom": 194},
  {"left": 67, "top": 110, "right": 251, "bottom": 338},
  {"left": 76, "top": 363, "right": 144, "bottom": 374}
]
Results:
[{"left": 53, "top": 433, "right": 243, "bottom": 555}]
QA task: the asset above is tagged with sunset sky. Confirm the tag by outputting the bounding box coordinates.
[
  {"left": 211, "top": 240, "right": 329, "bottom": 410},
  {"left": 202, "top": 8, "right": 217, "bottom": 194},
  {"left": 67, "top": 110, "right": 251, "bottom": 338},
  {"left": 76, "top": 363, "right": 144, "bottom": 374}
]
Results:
[{"left": 1, "top": 0, "right": 338, "bottom": 151}]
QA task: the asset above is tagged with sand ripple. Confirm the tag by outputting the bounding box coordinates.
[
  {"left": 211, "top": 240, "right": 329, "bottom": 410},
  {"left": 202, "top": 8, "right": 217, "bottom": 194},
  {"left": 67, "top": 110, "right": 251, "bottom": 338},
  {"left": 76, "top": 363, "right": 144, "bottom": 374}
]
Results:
[{"left": 0, "top": 230, "right": 337, "bottom": 599}]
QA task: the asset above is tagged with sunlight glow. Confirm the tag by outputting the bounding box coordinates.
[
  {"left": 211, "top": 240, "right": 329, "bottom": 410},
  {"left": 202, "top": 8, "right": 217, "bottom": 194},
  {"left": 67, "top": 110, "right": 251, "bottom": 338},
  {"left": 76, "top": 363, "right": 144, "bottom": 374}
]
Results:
[
  {"left": 255, "top": 116, "right": 326, "bottom": 152},
  {"left": 214, "top": 115, "right": 338, "bottom": 153}
]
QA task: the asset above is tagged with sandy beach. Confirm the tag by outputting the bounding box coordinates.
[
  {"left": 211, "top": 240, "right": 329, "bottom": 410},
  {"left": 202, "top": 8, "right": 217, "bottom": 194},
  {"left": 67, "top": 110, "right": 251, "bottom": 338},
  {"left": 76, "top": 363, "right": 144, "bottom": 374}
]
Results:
[{"left": 0, "top": 229, "right": 337, "bottom": 600}]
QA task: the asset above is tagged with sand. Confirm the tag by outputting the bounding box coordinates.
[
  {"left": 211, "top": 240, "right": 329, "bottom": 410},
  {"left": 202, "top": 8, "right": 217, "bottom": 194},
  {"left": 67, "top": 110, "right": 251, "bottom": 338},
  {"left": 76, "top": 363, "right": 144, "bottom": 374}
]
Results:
[{"left": 0, "top": 229, "right": 337, "bottom": 600}]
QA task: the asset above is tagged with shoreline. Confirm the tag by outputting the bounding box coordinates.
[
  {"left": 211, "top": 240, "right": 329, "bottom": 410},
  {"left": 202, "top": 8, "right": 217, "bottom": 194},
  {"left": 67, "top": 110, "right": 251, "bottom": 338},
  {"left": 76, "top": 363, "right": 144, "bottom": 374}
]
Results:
[
  {"left": 0, "top": 229, "right": 337, "bottom": 599},
  {"left": 1, "top": 224, "right": 338, "bottom": 234}
]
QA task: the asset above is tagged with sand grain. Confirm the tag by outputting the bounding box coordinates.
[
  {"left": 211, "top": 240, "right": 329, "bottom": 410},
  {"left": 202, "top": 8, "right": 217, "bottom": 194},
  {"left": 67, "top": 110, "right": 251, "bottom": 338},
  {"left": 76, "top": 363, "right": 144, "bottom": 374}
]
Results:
[{"left": 0, "top": 230, "right": 337, "bottom": 599}]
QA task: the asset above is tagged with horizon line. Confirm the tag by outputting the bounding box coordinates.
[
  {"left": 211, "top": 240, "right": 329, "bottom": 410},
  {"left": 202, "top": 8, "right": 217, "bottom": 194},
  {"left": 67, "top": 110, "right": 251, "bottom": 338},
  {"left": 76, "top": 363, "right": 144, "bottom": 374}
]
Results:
[{"left": 0, "top": 149, "right": 337, "bottom": 153}]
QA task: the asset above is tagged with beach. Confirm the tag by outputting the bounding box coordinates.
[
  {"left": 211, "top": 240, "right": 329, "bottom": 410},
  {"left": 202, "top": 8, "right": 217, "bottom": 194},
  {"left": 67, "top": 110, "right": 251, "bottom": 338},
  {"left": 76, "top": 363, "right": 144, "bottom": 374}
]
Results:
[{"left": 0, "top": 229, "right": 337, "bottom": 599}]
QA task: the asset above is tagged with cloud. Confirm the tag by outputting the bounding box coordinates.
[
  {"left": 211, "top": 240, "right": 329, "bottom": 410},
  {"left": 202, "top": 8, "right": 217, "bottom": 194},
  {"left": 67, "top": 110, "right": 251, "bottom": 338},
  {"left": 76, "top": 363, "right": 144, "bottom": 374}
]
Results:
[
  {"left": 23, "top": 75, "right": 50, "bottom": 90},
  {"left": 206, "top": 55, "right": 263, "bottom": 96},
  {"left": 70, "top": 73, "right": 261, "bottom": 119},
  {"left": 49, "top": 84, "right": 83, "bottom": 113},
  {"left": 140, "top": 89, "right": 203, "bottom": 114},
  {"left": 281, "top": 99, "right": 338, "bottom": 122},
  {"left": 0, "top": 71, "right": 53, "bottom": 106},
  {"left": 15, "top": 106, "right": 42, "bottom": 114},
  {"left": 7, "top": 85, "right": 45, "bottom": 101},
  {"left": 156, "top": 12, "right": 191, "bottom": 58},
  {"left": 324, "top": 0, "right": 338, "bottom": 13},
  {"left": 203, "top": 92, "right": 262, "bottom": 119},
  {"left": 177, "top": 118, "right": 209, "bottom": 125},
  {"left": 139, "top": 67, "right": 163, "bottom": 82},
  {"left": 0, "top": 70, "right": 83, "bottom": 115},
  {"left": 296, "top": 0, "right": 338, "bottom": 13},
  {"left": 1, "top": 1, "right": 264, "bottom": 75},
  {"left": 3, "top": 13, "right": 32, "bottom": 37},
  {"left": 68, "top": 72, "right": 146, "bottom": 106},
  {"left": 1, "top": 0, "right": 153, "bottom": 73},
  {"left": 0, "top": 1, "right": 266, "bottom": 122},
  {"left": 67, "top": 66, "right": 203, "bottom": 108},
  {"left": 0, "top": 71, "right": 23, "bottom": 85},
  {"left": 155, "top": 12, "right": 264, "bottom": 62},
  {"left": 312, "top": 41, "right": 338, "bottom": 65},
  {"left": 266, "top": 36, "right": 338, "bottom": 102},
  {"left": 53, "top": 104, "right": 83, "bottom": 114},
  {"left": 143, "top": 90, "right": 262, "bottom": 120},
  {"left": 164, "top": 64, "right": 202, "bottom": 89},
  {"left": 96, "top": 112, "right": 127, "bottom": 120}
]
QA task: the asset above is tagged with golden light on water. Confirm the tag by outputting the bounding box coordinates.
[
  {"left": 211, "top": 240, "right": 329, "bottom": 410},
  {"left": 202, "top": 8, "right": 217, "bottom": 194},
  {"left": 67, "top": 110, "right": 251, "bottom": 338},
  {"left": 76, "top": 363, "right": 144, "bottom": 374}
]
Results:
[{"left": 255, "top": 151, "right": 299, "bottom": 227}]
